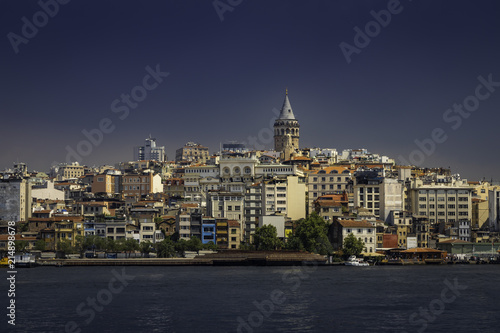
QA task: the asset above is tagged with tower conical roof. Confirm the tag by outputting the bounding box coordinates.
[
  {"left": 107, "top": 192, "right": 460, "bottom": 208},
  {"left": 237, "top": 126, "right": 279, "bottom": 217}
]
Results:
[{"left": 278, "top": 90, "right": 296, "bottom": 120}]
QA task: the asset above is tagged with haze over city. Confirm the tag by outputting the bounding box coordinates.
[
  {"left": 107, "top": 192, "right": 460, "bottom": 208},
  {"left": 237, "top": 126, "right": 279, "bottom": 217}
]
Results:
[{"left": 1, "top": 0, "right": 499, "bottom": 180}]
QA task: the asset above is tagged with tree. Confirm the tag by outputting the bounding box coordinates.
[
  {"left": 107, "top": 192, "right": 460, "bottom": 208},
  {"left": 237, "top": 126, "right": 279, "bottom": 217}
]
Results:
[
  {"left": 285, "top": 236, "right": 304, "bottom": 251},
  {"left": 34, "top": 240, "right": 46, "bottom": 252},
  {"left": 140, "top": 241, "right": 154, "bottom": 257},
  {"left": 14, "top": 240, "right": 28, "bottom": 253},
  {"left": 186, "top": 236, "right": 203, "bottom": 252},
  {"left": 174, "top": 239, "right": 188, "bottom": 253},
  {"left": 342, "top": 233, "right": 365, "bottom": 257},
  {"left": 202, "top": 241, "right": 217, "bottom": 251},
  {"left": 156, "top": 238, "right": 176, "bottom": 258},
  {"left": 57, "top": 239, "right": 73, "bottom": 256},
  {"left": 253, "top": 225, "right": 283, "bottom": 251},
  {"left": 291, "top": 212, "right": 333, "bottom": 255},
  {"left": 122, "top": 238, "right": 139, "bottom": 258},
  {"left": 104, "top": 238, "right": 118, "bottom": 253},
  {"left": 75, "top": 235, "right": 87, "bottom": 257}
]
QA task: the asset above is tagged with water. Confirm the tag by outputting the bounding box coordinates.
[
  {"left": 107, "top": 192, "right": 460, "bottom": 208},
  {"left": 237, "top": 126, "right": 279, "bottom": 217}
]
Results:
[{"left": 1, "top": 265, "right": 499, "bottom": 332}]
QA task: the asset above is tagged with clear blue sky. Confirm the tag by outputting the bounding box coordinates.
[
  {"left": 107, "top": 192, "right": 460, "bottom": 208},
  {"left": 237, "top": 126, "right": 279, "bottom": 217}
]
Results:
[{"left": 1, "top": 0, "right": 499, "bottom": 181}]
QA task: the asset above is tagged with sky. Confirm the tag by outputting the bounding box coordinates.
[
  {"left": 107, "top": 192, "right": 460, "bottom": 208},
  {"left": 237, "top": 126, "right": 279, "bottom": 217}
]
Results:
[{"left": 1, "top": 0, "right": 499, "bottom": 181}]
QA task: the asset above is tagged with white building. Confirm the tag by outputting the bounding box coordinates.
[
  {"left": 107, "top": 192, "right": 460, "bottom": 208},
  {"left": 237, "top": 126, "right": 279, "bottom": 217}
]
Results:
[
  {"left": 31, "top": 180, "right": 65, "bottom": 201},
  {"left": 258, "top": 215, "right": 286, "bottom": 238},
  {"left": 134, "top": 136, "right": 166, "bottom": 162}
]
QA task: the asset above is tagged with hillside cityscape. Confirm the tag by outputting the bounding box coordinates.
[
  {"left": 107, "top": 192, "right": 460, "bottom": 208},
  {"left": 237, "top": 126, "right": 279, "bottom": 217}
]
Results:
[{"left": 2, "top": 92, "right": 500, "bottom": 260}]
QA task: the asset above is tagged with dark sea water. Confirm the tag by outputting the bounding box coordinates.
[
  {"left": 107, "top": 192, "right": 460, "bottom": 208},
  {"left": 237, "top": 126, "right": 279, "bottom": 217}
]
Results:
[{"left": 1, "top": 264, "right": 499, "bottom": 333}]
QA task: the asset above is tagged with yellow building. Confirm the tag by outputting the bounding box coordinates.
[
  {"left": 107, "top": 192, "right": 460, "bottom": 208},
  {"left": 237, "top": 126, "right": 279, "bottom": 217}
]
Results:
[
  {"left": 228, "top": 220, "right": 241, "bottom": 249},
  {"left": 216, "top": 218, "right": 229, "bottom": 249},
  {"left": 55, "top": 218, "right": 84, "bottom": 247}
]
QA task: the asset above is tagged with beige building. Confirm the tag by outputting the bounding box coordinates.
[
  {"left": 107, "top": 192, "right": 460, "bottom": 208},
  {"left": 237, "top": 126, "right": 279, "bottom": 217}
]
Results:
[
  {"left": 175, "top": 142, "right": 209, "bottom": 163},
  {"left": 121, "top": 172, "right": 163, "bottom": 199},
  {"left": 261, "top": 175, "right": 306, "bottom": 221},
  {"left": 332, "top": 219, "right": 376, "bottom": 253},
  {"left": 228, "top": 220, "right": 241, "bottom": 249},
  {"left": 55, "top": 163, "right": 85, "bottom": 181},
  {"left": 408, "top": 178, "right": 472, "bottom": 226},
  {"left": 308, "top": 166, "right": 353, "bottom": 211},
  {"left": 313, "top": 193, "right": 349, "bottom": 223},
  {"left": 207, "top": 191, "right": 244, "bottom": 227}
]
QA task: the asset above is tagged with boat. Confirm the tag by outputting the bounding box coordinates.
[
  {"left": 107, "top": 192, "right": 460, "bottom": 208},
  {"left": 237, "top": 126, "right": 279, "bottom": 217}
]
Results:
[
  {"left": 0, "top": 257, "right": 10, "bottom": 267},
  {"left": 345, "top": 255, "right": 370, "bottom": 267}
]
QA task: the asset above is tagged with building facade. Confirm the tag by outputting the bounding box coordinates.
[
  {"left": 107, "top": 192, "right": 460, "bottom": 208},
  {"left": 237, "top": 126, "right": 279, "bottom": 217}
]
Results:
[
  {"left": 175, "top": 142, "right": 209, "bottom": 163},
  {"left": 134, "top": 136, "right": 166, "bottom": 162}
]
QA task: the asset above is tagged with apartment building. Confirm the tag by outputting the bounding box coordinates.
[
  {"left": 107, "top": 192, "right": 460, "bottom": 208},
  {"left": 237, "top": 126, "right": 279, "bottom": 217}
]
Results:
[
  {"left": 353, "top": 169, "right": 403, "bottom": 223},
  {"left": 121, "top": 172, "right": 163, "bottom": 198},
  {"left": 175, "top": 142, "right": 209, "bottom": 163},
  {"left": 92, "top": 170, "right": 121, "bottom": 195},
  {"left": 134, "top": 136, "right": 166, "bottom": 162},
  {"left": 408, "top": 178, "right": 472, "bottom": 227},
  {"left": 0, "top": 177, "right": 31, "bottom": 222},
  {"left": 331, "top": 219, "right": 376, "bottom": 253},
  {"left": 307, "top": 166, "right": 353, "bottom": 211}
]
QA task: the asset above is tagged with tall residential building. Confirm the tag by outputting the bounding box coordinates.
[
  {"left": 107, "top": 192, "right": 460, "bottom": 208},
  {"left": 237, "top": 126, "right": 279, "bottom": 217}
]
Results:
[
  {"left": 353, "top": 169, "right": 404, "bottom": 223},
  {"left": 0, "top": 177, "right": 32, "bottom": 222},
  {"left": 274, "top": 90, "right": 300, "bottom": 160},
  {"left": 91, "top": 169, "right": 122, "bottom": 195},
  {"left": 261, "top": 175, "right": 306, "bottom": 221},
  {"left": 489, "top": 188, "right": 500, "bottom": 231},
  {"left": 307, "top": 166, "right": 353, "bottom": 211},
  {"left": 408, "top": 177, "right": 472, "bottom": 227},
  {"left": 134, "top": 136, "right": 166, "bottom": 162},
  {"left": 175, "top": 142, "right": 209, "bottom": 163}
]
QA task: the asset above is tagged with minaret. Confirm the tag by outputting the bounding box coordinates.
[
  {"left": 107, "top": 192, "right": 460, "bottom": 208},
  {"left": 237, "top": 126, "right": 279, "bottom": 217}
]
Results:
[{"left": 274, "top": 89, "right": 300, "bottom": 160}]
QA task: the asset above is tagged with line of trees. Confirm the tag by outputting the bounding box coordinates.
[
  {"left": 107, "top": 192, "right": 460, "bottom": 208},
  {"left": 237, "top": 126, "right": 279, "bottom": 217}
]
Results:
[
  {"left": 13, "top": 213, "right": 366, "bottom": 258},
  {"left": 14, "top": 233, "right": 218, "bottom": 259},
  {"left": 250, "top": 212, "right": 365, "bottom": 257}
]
